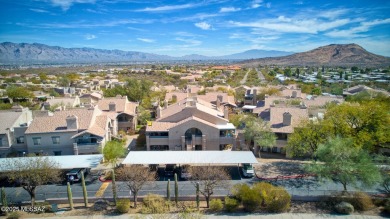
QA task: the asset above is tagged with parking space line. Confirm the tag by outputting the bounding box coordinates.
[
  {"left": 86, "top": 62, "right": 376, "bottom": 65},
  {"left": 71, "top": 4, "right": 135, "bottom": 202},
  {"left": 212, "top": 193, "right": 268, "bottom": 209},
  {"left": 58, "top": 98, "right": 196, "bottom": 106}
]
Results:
[{"left": 95, "top": 182, "right": 109, "bottom": 197}]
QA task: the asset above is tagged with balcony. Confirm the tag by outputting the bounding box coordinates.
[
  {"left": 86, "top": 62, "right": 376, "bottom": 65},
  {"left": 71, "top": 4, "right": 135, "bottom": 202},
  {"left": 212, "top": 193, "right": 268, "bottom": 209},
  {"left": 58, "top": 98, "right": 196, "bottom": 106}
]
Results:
[{"left": 75, "top": 143, "right": 100, "bottom": 154}]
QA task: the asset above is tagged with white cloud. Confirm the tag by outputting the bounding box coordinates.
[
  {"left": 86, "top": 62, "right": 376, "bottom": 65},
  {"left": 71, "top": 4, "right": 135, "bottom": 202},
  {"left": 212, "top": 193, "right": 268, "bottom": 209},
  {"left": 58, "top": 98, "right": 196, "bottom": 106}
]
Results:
[
  {"left": 251, "top": 0, "right": 263, "bottom": 9},
  {"left": 195, "top": 22, "right": 211, "bottom": 30},
  {"left": 47, "top": 0, "right": 96, "bottom": 11},
  {"left": 325, "top": 18, "right": 390, "bottom": 38},
  {"left": 137, "top": 38, "right": 155, "bottom": 43},
  {"left": 219, "top": 7, "right": 241, "bottom": 13},
  {"left": 318, "top": 9, "right": 349, "bottom": 19},
  {"left": 30, "top": 8, "right": 50, "bottom": 13},
  {"left": 229, "top": 16, "right": 351, "bottom": 34},
  {"left": 85, "top": 34, "right": 97, "bottom": 40},
  {"left": 266, "top": 3, "right": 271, "bottom": 8},
  {"left": 136, "top": 3, "right": 198, "bottom": 12}
]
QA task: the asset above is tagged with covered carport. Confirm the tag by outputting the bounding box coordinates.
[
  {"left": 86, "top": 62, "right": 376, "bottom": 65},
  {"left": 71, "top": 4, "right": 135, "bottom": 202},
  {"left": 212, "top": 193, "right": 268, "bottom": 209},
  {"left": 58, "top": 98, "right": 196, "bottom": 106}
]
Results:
[
  {"left": 122, "top": 151, "right": 258, "bottom": 180},
  {"left": 0, "top": 154, "right": 103, "bottom": 172}
]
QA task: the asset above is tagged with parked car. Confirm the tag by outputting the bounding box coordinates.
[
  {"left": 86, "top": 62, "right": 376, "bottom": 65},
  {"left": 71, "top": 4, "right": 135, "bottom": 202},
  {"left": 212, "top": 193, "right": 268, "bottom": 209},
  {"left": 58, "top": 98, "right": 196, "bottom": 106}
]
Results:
[
  {"left": 179, "top": 165, "right": 191, "bottom": 180},
  {"left": 164, "top": 164, "right": 176, "bottom": 176},
  {"left": 66, "top": 168, "right": 88, "bottom": 183},
  {"left": 241, "top": 163, "right": 254, "bottom": 178}
]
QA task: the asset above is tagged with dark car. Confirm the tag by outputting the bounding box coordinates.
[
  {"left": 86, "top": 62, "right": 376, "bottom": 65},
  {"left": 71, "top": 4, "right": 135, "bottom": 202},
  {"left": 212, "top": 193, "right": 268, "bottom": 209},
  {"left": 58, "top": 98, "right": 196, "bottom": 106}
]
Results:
[
  {"left": 66, "top": 168, "right": 89, "bottom": 184},
  {"left": 164, "top": 164, "right": 176, "bottom": 176}
]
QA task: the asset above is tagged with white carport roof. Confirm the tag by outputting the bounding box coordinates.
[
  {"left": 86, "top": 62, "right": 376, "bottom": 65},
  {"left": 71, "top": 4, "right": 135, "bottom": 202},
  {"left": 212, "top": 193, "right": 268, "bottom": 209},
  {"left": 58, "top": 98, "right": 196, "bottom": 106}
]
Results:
[
  {"left": 0, "top": 155, "right": 103, "bottom": 172},
  {"left": 122, "top": 151, "right": 258, "bottom": 165}
]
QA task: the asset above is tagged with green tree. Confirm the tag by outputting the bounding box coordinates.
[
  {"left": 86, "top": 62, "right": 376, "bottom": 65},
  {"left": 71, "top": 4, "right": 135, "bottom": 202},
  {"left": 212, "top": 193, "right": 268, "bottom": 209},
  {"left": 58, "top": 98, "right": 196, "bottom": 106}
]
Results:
[
  {"left": 102, "top": 141, "right": 126, "bottom": 167},
  {"left": 307, "top": 137, "right": 381, "bottom": 191},
  {"left": 0, "top": 156, "right": 61, "bottom": 206},
  {"left": 243, "top": 115, "right": 276, "bottom": 157},
  {"left": 6, "top": 86, "right": 34, "bottom": 101},
  {"left": 324, "top": 102, "right": 390, "bottom": 152},
  {"left": 137, "top": 106, "right": 151, "bottom": 125},
  {"left": 283, "top": 68, "right": 292, "bottom": 77},
  {"left": 311, "top": 87, "right": 322, "bottom": 95},
  {"left": 287, "top": 121, "right": 327, "bottom": 158}
]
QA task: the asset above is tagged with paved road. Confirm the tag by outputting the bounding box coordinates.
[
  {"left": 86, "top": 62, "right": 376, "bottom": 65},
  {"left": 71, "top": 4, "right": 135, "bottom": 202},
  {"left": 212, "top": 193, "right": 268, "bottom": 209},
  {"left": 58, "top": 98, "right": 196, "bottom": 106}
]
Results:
[
  {"left": 3, "top": 173, "right": 382, "bottom": 204},
  {"left": 255, "top": 68, "right": 266, "bottom": 83},
  {"left": 240, "top": 69, "right": 251, "bottom": 85}
]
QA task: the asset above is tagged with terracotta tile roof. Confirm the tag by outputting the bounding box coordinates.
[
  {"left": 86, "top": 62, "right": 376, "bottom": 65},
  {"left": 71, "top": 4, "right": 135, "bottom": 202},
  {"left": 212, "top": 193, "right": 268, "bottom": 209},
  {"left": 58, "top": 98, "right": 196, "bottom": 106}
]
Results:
[
  {"left": 72, "top": 115, "right": 108, "bottom": 138},
  {"left": 147, "top": 116, "right": 217, "bottom": 132},
  {"left": 45, "top": 97, "right": 78, "bottom": 107},
  {"left": 0, "top": 111, "right": 23, "bottom": 134},
  {"left": 97, "top": 97, "right": 127, "bottom": 112},
  {"left": 157, "top": 98, "right": 228, "bottom": 125},
  {"left": 303, "top": 96, "right": 344, "bottom": 108},
  {"left": 25, "top": 108, "right": 98, "bottom": 134},
  {"left": 269, "top": 106, "right": 309, "bottom": 134}
]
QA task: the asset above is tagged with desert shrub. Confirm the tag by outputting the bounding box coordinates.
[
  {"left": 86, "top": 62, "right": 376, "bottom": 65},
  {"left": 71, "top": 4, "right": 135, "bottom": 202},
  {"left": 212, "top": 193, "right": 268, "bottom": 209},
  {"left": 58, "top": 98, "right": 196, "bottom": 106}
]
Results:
[
  {"left": 264, "top": 187, "right": 291, "bottom": 213},
  {"left": 232, "top": 182, "right": 291, "bottom": 213},
  {"left": 224, "top": 197, "right": 239, "bottom": 212},
  {"left": 6, "top": 212, "right": 21, "bottom": 219},
  {"left": 241, "top": 189, "right": 262, "bottom": 212},
  {"left": 335, "top": 202, "right": 354, "bottom": 214},
  {"left": 35, "top": 201, "right": 52, "bottom": 213},
  {"left": 384, "top": 199, "right": 390, "bottom": 213},
  {"left": 209, "top": 199, "right": 223, "bottom": 212},
  {"left": 142, "top": 194, "right": 169, "bottom": 214},
  {"left": 116, "top": 198, "right": 130, "bottom": 214},
  {"left": 349, "top": 192, "right": 374, "bottom": 211}
]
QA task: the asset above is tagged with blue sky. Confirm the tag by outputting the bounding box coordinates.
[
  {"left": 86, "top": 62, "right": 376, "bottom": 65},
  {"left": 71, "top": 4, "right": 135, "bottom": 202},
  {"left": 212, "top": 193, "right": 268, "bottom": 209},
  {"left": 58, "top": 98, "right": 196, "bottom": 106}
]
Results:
[{"left": 1, "top": 0, "right": 389, "bottom": 57}]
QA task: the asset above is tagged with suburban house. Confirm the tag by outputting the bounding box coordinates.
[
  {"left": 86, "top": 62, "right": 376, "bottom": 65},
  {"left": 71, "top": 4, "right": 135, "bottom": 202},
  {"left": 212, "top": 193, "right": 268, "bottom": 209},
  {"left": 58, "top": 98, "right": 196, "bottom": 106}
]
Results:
[
  {"left": 0, "top": 105, "right": 33, "bottom": 157},
  {"left": 42, "top": 96, "right": 81, "bottom": 111},
  {"left": 165, "top": 91, "right": 236, "bottom": 111},
  {"left": 96, "top": 96, "right": 138, "bottom": 135},
  {"left": 25, "top": 107, "right": 113, "bottom": 156},
  {"left": 145, "top": 96, "right": 236, "bottom": 151},
  {"left": 79, "top": 92, "right": 103, "bottom": 105}
]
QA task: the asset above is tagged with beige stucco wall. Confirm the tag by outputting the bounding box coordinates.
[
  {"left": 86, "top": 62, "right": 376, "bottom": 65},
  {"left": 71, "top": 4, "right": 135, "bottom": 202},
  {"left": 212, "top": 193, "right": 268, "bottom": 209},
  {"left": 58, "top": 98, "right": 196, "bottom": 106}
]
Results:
[{"left": 26, "top": 132, "right": 76, "bottom": 155}]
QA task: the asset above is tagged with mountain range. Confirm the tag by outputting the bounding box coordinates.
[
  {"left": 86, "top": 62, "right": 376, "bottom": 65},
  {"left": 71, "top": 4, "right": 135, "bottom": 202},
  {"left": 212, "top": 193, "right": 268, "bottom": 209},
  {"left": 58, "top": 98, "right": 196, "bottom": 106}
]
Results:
[
  {"left": 0, "top": 42, "right": 291, "bottom": 65},
  {"left": 240, "top": 44, "right": 390, "bottom": 67},
  {"left": 0, "top": 42, "right": 389, "bottom": 67}
]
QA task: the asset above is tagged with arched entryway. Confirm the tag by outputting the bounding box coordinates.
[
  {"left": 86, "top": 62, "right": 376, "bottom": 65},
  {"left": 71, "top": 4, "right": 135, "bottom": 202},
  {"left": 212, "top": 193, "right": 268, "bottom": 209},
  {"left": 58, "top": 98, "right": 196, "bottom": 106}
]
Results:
[{"left": 184, "top": 128, "right": 202, "bottom": 140}]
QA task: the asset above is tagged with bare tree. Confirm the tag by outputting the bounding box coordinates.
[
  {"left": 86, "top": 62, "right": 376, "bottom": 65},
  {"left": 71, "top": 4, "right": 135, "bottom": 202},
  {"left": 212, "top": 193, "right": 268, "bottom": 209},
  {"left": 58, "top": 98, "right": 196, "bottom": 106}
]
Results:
[
  {"left": 189, "top": 165, "right": 231, "bottom": 208},
  {"left": 1, "top": 156, "right": 60, "bottom": 206},
  {"left": 116, "top": 165, "right": 156, "bottom": 208}
]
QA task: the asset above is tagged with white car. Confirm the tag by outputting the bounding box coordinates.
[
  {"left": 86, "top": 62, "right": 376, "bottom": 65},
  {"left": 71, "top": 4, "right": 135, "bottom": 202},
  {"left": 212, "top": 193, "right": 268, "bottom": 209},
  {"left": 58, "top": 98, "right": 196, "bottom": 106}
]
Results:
[{"left": 241, "top": 164, "right": 254, "bottom": 178}]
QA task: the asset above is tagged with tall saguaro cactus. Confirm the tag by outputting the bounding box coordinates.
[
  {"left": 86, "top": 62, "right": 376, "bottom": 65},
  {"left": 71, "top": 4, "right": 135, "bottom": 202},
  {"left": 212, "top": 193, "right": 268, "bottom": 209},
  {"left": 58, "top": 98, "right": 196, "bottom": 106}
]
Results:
[
  {"left": 196, "top": 182, "right": 200, "bottom": 210},
  {"left": 81, "top": 170, "right": 88, "bottom": 207},
  {"left": 167, "top": 179, "right": 171, "bottom": 200},
  {"left": 174, "top": 173, "right": 178, "bottom": 205},
  {"left": 112, "top": 169, "right": 117, "bottom": 205},
  {"left": 67, "top": 182, "right": 74, "bottom": 210},
  {"left": 1, "top": 187, "right": 7, "bottom": 207}
]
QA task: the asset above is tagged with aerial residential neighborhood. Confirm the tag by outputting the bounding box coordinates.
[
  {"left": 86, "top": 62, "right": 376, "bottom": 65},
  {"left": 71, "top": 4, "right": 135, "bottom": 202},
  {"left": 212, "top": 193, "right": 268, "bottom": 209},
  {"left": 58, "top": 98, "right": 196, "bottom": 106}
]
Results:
[{"left": 0, "top": 0, "right": 390, "bottom": 218}]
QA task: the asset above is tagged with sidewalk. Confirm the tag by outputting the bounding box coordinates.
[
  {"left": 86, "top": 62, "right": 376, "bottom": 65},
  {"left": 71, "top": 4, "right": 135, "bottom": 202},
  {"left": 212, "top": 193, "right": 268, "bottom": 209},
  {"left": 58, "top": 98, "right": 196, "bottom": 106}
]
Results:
[{"left": 27, "top": 213, "right": 385, "bottom": 219}]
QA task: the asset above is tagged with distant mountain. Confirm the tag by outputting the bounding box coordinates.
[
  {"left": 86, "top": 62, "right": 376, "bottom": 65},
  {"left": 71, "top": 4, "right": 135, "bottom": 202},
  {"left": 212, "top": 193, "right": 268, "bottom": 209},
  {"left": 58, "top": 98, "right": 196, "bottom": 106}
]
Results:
[
  {"left": 240, "top": 44, "right": 390, "bottom": 67},
  {"left": 0, "top": 42, "right": 172, "bottom": 64},
  {"left": 0, "top": 42, "right": 292, "bottom": 64}
]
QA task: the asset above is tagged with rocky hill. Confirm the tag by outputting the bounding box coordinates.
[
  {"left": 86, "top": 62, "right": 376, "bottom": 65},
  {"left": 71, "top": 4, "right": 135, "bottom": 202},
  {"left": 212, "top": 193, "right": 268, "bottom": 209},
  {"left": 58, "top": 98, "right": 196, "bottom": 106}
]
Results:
[{"left": 241, "top": 44, "right": 390, "bottom": 67}]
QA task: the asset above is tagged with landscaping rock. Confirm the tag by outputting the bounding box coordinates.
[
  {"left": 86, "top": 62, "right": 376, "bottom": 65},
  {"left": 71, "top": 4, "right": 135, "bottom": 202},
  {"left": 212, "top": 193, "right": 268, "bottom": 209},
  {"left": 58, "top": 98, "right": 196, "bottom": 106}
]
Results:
[
  {"left": 335, "top": 201, "right": 354, "bottom": 214},
  {"left": 93, "top": 199, "right": 110, "bottom": 211}
]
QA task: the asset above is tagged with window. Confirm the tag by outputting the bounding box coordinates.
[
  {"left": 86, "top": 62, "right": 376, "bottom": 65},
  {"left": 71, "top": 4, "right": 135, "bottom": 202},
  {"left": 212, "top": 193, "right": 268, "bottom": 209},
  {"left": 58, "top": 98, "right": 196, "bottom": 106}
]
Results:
[
  {"left": 32, "top": 137, "right": 41, "bottom": 145},
  {"left": 0, "top": 138, "right": 2, "bottom": 146},
  {"left": 52, "top": 136, "right": 60, "bottom": 144},
  {"left": 16, "top": 136, "right": 25, "bottom": 144},
  {"left": 54, "top": 151, "right": 62, "bottom": 156}
]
